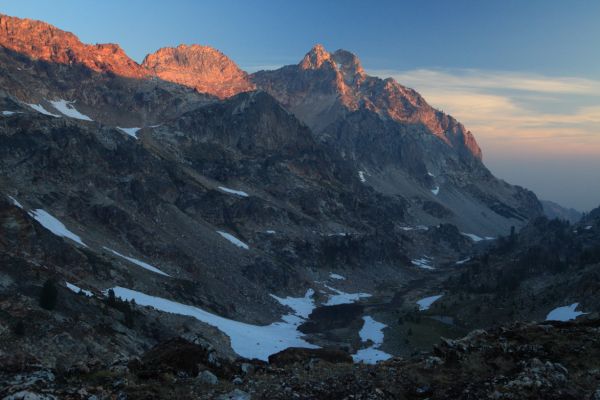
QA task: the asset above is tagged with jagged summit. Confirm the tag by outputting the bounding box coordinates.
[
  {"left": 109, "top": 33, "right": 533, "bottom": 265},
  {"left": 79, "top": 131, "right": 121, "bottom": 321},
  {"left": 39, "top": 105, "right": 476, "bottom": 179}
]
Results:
[
  {"left": 0, "top": 13, "right": 147, "bottom": 78},
  {"left": 0, "top": 13, "right": 538, "bottom": 238},
  {"left": 299, "top": 44, "right": 332, "bottom": 70},
  {"left": 299, "top": 45, "right": 366, "bottom": 87},
  {"left": 0, "top": 13, "right": 253, "bottom": 98},
  {"left": 142, "top": 44, "right": 255, "bottom": 99},
  {"left": 331, "top": 49, "right": 366, "bottom": 82},
  {"left": 252, "top": 44, "right": 483, "bottom": 160}
]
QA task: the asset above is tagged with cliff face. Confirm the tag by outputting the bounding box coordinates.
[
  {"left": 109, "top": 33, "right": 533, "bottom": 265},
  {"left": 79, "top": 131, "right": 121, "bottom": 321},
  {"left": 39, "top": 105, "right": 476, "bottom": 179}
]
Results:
[
  {"left": 252, "top": 44, "right": 482, "bottom": 161},
  {"left": 142, "top": 44, "right": 255, "bottom": 99},
  {"left": 0, "top": 14, "right": 147, "bottom": 78},
  {"left": 252, "top": 45, "right": 539, "bottom": 235},
  {"left": 0, "top": 14, "right": 253, "bottom": 99}
]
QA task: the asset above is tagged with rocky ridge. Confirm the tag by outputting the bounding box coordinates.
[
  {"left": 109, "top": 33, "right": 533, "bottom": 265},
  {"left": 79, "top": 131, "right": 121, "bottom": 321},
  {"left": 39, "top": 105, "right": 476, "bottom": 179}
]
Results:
[
  {"left": 0, "top": 11, "right": 583, "bottom": 400},
  {"left": 142, "top": 44, "right": 255, "bottom": 99}
]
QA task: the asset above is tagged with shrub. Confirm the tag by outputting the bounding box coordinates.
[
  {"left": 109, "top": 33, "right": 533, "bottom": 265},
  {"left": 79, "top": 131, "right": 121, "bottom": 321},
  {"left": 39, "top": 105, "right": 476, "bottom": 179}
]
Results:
[{"left": 39, "top": 279, "right": 58, "bottom": 310}]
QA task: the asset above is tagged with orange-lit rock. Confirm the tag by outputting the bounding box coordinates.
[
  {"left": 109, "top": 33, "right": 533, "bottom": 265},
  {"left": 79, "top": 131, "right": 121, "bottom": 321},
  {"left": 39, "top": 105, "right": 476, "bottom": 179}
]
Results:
[
  {"left": 253, "top": 44, "right": 483, "bottom": 160},
  {"left": 0, "top": 14, "right": 147, "bottom": 79},
  {"left": 142, "top": 44, "right": 255, "bottom": 99}
]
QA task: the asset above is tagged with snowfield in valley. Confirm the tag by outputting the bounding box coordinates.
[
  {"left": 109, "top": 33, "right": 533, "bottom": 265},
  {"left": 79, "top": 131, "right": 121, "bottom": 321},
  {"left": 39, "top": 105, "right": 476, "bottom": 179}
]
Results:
[
  {"left": 270, "top": 289, "right": 315, "bottom": 319},
  {"left": 546, "top": 303, "right": 588, "bottom": 321},
  {"left": 109, "top": 286, "right": 318, "bottom": 361},
  {"left": 323, "top": 284, "right": 371, "bottom": 306},
  {"left": 417, "top": 294, "right": 443, "bottom": 311},
  {"left": 352, "top": 316, "right": 392, "bottom": 364}
]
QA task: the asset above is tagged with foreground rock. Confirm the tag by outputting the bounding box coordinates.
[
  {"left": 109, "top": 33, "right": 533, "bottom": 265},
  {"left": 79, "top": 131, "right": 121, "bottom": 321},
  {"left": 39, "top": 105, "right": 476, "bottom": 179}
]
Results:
[{"left": 1, "top": 319, "right": 598, "bottom": 399}]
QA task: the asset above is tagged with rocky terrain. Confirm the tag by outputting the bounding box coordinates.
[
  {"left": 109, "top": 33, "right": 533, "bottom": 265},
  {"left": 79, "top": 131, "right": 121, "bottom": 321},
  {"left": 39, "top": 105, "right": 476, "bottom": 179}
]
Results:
[
  {"left": 0, "top": 12, "right": 597, "bottom": 400},
  {"left": 251, "top": 45, "right": 541, "bottom": 235},
  {"left": 142, "top": 45, "right": 255, "bottom": 99},
  {"left": 2, "top": 319, "right": 599, "bottom": 399},
  {"left": 541, "top": 199, "right": 582, "bottom": 223}
]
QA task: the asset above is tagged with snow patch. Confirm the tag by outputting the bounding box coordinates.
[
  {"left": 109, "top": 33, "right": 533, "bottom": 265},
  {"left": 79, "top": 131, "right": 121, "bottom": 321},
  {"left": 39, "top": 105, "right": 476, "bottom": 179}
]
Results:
[
  {"left": 324, "top": 284, "right": 371, "bottom": 306},
  {"left": 217, "top": 231, "right": 249, "bottom": 250},
  {"left": 352, "top": 316, "right": 392, "bottom": 364},
  {"left": 28, "top": 209, "right": 86, "bottom": 247},
  {"left": 461, "top": 232, "right": 495, "bottom": 242},
  {"left": 265, "top": 230, "right": 276, "bottom": 234},
  {"left": 329, "top": 273, "right": 346, "bottom": 280},
  {"left": 358, "top": 171, "right": 366, "bottom": 183},
  {"left": 270, "top": 289, "right": 315, "bottom": 319},
  {"left": 412, "top": 257, "right": 435, "bottom": 270},
  {"left": 26, "top": 103, "right": 60, "bottom": 117},
  {"left": 327, "top": 232, "right": 350, "bottom": 237},
  {"left": 546, "top": 303, "right": 588, "bottom": 322},
  {"left": 427, "top": 172, "right": 435, "bottom": 177},
  {"left": 401, "top": 225, "right": 429, "bottom": 231},
  {"left": 1, "top": 111, "right": 17, "bottom": 116},
  {"left": 49, "top": 99, "right": 92, "bottom": 121},
  {"left": 7, "top": 195, "right": 23, "bottom": 209},
  {"left": 431, "top": 186, "right": 440, "bottom": 195},
  {"left": 218, "top": 186, "right": 249, "bottom": 197},
  {"left": 66, "top": 282, "right": 93, "bottom": 297},
  {"left": 584, "top": 225, "right": 593, "bottom": 230},
  {"left": 109, "top": 286, "right": 318, "bottom": 361},
  {"left": 104, "top": 247, "right": 170, "bottom": 277},
  {"left": 353, "top": 347, "right": 392, "bottom": 364},
  {"left": 455, "top": 257, "right": 471, "bottom": 265},
  {"left": 117, "top": 127, "right": 141, "bottom": 139},
  {"left": 417, "top": 295, "right": 443, "bottom": 311}
]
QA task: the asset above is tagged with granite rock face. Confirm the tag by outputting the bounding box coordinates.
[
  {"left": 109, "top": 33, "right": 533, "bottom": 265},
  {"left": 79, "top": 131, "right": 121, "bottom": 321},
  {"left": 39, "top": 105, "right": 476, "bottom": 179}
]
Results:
[
  {"left": 142, "top": 44, "right": 255, "bottom": 99},
  {"left": 252, "top": 45, "right": 541, "bottom": 235},
  {"left": 0, "top": 14, "right": 147, "bottom": 79}
]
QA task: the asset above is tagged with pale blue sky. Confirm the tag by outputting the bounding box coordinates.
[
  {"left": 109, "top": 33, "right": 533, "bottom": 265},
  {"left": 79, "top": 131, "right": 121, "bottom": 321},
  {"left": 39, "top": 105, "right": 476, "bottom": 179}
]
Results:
[{"left": 1, "top": 0, "right": 599, "bottom": 210}]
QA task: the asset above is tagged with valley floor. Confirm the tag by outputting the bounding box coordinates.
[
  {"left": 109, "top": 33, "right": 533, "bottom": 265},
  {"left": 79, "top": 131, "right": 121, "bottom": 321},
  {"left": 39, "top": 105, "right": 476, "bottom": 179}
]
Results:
[{"left": 1, "top": 318, "right": 599, "bottom": 399}]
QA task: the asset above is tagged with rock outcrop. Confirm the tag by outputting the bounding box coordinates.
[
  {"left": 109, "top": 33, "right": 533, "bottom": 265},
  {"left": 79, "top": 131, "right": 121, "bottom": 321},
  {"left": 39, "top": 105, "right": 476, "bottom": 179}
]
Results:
[
  {"left": 252, "top": 45, "right": 541, "bottom": 235},
  {"left": 0, "top": 14, "right": 146, "bottom": 78},
  {"left": 253, "top": 44, "right": 482, "bottom": 160},
  {"left": 142, "top": 44, "right": 255, "bottom": 99}
]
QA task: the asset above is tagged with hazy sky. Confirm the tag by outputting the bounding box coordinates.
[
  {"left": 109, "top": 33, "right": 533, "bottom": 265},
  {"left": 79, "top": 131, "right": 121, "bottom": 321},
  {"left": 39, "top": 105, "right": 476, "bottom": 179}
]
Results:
[{"left": 2, "top": 0, "right": 599, "bottom": 210}]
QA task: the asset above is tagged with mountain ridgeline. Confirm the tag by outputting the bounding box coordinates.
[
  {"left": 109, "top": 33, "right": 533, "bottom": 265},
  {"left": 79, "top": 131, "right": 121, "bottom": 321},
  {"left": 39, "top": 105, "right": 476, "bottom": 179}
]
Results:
[{"left": 4, "top": 13, "right": 595, "bottom": 400}]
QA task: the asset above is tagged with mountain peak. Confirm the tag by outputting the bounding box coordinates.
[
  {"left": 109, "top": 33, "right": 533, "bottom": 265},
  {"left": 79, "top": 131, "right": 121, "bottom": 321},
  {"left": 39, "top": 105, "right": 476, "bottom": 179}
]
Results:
[
  {"left": 299, "top": 44, "right": 332, "bottom": 70},
  {"left": 0, "top": 13, "right": 146, "bottom": 78},
  {"left": 331, "top": 49, "right": 365, "bottom": 83},
  {"left": 142, "top": 44, "right": 255, "bottom": 99}
]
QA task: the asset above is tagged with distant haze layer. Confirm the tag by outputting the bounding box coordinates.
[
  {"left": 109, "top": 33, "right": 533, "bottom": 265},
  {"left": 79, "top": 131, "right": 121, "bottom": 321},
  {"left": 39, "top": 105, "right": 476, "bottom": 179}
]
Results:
[{"left": 378, "top": 68, "right": 600, "bottom": 211}]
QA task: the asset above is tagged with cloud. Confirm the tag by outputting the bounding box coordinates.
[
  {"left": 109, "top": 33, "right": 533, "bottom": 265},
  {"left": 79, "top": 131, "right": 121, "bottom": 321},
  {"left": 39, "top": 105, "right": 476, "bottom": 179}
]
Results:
[
  {"left": 366, "top": 68, "right": 600, "bottom": 209},
  {"left": 375, "top": 69, "right": 600, "bottom": 95},
  {"left": 367, "top": 68, "right": 600, "bottom": 157}
]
